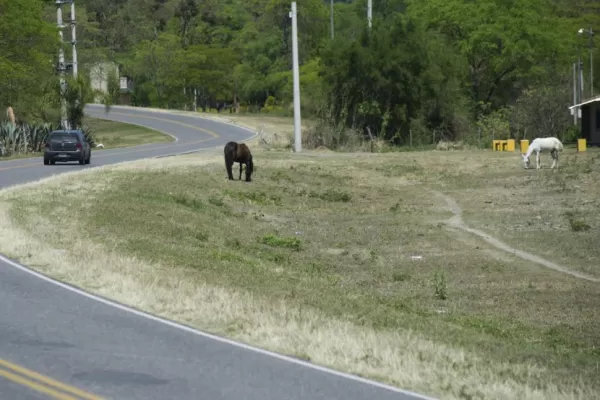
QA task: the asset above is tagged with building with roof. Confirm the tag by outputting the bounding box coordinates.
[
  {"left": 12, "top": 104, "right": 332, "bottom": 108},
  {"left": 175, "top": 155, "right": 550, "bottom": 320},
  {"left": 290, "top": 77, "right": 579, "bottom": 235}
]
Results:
[
  {"left": 89, "top": 61, "right": 134, "bottom": 105},
  {"left": 569, "top": 95, "right": 600, "bottom": 146}
]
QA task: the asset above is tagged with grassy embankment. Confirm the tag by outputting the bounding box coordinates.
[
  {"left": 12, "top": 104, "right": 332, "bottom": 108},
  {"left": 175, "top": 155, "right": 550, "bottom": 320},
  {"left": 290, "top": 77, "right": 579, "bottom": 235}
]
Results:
[
  {"left": 88, "top": 116, "right": 174, "bottom": 148},
  {"left": 0, "top": 112, "right": 599, "bottom": 400},
  {"left": 0, "top": 116, "right": 173, "bottom": 161}
]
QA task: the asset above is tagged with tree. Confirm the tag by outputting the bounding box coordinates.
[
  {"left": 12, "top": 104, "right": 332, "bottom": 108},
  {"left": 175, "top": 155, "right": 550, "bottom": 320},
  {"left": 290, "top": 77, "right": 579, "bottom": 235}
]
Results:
[
  {"left": 406, "top": 0, "right": 573, "bottom": 116},
  {"left": 64, "top": 72, "right": 101, "bottom": 129},
  {"left": 318, "top": 5, "right": 470, "bottom": 145},
  {"left": 0, "top": 0, "right": 60, "bottom": 121}
]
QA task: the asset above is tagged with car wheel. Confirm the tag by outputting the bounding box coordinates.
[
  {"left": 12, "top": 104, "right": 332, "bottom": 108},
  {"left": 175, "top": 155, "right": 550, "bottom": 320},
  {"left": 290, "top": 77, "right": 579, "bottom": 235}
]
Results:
[
  {"left": 43, "top": 158, "right": 49, "bottom": 165},
  {"left": 79, "top": 156, "right": 85, "bottom": 165},
  {"left": 50, "top": 160, "right": 55, "bottom": 165}
]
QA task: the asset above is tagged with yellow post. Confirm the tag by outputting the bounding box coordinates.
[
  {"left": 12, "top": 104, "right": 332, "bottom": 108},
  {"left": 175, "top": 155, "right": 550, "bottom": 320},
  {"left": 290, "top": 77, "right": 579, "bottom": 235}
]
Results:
[
  {"left": 506, "top": 139, "right": 515, "bottom": 152},
  {"left": 577, "top": 138, "right": 587, "bottom": 152},
  {"left": 520, "top": 139, "right": 529, "bottom": 154}
]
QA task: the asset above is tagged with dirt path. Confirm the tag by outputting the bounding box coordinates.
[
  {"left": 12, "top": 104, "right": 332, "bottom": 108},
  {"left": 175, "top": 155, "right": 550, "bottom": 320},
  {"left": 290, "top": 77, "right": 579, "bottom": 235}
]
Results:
[{"left": 432, "top": 190, "right": 600, "bottom": 283}]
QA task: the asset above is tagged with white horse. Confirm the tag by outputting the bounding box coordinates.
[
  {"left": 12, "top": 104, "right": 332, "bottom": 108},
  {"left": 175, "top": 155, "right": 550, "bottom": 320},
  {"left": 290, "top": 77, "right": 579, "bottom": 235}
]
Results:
[{"left": 522, "top": 137, "right": 564, "bottom": 169}]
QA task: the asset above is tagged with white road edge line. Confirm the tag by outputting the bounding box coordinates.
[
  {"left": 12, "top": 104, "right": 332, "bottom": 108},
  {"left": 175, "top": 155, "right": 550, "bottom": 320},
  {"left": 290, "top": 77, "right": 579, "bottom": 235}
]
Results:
[
  {"left": 0, "top": 255, "right": 435, "bottom": 400},
  {"left": 3, "top": 105, "right": 437, "bottom": 400}
]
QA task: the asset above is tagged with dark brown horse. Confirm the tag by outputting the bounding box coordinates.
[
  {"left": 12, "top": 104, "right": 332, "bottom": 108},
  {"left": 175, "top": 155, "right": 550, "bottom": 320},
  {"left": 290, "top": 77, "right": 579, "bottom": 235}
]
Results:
[{"left": 224, "top": 141, "right": 253, "bottom": 182}]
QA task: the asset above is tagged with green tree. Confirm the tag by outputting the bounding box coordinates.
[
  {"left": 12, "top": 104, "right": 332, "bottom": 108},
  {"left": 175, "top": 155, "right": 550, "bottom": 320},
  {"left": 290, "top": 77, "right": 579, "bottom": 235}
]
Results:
[
  {"left": 0, "top": 0, "right": 60, "bottom": 121},
  {"left": 64, "top": 72, "right": 100, "bottom": 129},
  {"left": 318, "top": 5, "right": 469, "bottom": 145},
  {"left": 406, "top": 0, "right": 572, "bottom": 115}
]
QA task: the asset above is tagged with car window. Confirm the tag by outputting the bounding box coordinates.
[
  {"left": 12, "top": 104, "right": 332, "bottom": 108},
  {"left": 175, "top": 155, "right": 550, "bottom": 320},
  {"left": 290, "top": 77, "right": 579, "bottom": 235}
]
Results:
[{"left": 50, "top": 132, "right": 80, "bottom": 141}]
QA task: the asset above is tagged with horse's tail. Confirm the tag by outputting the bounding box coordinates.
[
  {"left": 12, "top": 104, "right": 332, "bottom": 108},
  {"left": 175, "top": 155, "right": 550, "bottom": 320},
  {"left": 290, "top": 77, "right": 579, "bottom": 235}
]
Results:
[{"left": 247, "top": 155, "right": 254, "bottom": 176}]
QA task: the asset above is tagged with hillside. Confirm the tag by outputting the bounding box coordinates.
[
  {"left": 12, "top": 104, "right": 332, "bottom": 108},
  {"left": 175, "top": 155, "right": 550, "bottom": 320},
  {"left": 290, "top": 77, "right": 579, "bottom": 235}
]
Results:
[{"left": 2, "top": 0, "right": 600, "bottom": 148}]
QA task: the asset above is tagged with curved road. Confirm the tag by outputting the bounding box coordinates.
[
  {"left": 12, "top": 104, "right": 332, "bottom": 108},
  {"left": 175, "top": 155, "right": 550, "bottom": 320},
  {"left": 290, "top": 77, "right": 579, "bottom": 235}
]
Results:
[{"left": 0, "top": 104, "right": 434, "bottom": 400}]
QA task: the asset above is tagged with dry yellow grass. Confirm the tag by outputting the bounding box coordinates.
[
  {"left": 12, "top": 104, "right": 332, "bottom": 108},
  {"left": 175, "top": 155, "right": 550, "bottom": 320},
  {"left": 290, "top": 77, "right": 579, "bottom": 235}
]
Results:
[{"left": 0, "top": 114, "right": 599, "bottom": 400}]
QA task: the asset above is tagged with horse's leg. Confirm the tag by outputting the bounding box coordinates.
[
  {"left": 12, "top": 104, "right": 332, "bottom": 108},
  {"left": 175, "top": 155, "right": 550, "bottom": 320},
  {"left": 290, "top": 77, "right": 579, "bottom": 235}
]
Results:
[
  {"left": 226, "top": 161, "right": 235, "bottom": 180},
  {"left": 536, "top": 151, "right": 541, "bottom": 169},
  {"left": 245, "top": 161, "right": 252, "bottom": 182},
  {"left": 552, "top": 149, "right": 558, "bottom": 169},
  {"left": 239, "top": 162, "right": 243, "bottom": 180},
  {"left": 225, "top": 155, "right": 234, "bottom": 180}
]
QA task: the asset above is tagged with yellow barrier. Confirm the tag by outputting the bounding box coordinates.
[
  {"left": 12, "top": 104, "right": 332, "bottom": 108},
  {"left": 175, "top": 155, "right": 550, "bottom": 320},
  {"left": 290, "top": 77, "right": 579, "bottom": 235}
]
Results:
[
  {"left": 506, "top": 139, "right": 515, "bottom": 152},
  {"left": 520, "top": 139, "right": 529, "bottom": 154},
  {"left": 493, "top": 140, "right": 506, "bottom": 151},
  {"left": 577, "top": 138, "right": 587, "bottom": 152},
  {"left": 492, "top": 139, "right": 516, "bottom": 152}
]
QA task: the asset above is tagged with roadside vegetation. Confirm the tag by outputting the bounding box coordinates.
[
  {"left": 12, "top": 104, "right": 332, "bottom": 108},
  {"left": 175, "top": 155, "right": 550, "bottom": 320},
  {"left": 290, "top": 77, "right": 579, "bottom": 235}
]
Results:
[
  {"left": 1, "top": 123, "right": 598, "bottom": 398},
  {"left": 84, "top": 117, "right": 173, "bottom": 149},
  {"left": 0, "top": 117, "right": 172, "bottom": 161},
  {"left": 1, "top": 0, "right": 597, "bottom": 155}
]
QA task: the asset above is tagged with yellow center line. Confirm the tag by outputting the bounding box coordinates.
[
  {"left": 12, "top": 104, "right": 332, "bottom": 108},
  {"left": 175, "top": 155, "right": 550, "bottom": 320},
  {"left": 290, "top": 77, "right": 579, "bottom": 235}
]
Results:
[
  {"left": 0, "top": 112, "right": 223, "bottom": 172},
  {"left": 0, "top": 369, "right": 79, "bottom": 400},
  {"left": 0, "top": 359, "right": 104, "bottom": 400}
]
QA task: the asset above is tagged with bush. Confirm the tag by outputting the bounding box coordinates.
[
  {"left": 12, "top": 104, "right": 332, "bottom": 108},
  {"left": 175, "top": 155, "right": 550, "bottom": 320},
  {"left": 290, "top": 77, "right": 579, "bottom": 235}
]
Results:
[{"left": 474, "top": 104, "right": 512, "bottom": 147}]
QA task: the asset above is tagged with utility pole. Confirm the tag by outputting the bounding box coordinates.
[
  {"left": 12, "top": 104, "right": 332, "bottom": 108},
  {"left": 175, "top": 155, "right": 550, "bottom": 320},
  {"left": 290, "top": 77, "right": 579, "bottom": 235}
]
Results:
[
  {"left": 573, "top": 62, "right": 578, "bottom": 124},
  {"left": 56, "top": 1, "right": 68, "bottom": 129},
  {"left": 290, "top": 2, "right": 302, "bottom": 152},
  {"left": 579, "top": 52, "right": 584, "bottom": 103},
  {"left": 580, "top": 61, "right": 585, "bottom": 101},
  {"left": 588, "top": 27, "right": 594, "bottom": 98},
  {"left": 578, "top": 27, "right": 596, "bottom": 100},
  {"left": 55, "top": 0, "right": 77, "bottom": 129},
  {"left": 330, "top": 0, "right": 334, "bottom": 39},
  {"left": 70, "top": 0, "right": 78, "bottom": 78},
  {"left": 367, "top": 0, "right": 372, "bottom": 29}
]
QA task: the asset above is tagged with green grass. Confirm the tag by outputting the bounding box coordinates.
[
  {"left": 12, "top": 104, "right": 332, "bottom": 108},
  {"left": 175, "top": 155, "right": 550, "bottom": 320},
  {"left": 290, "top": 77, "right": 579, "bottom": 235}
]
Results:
[
  {"left": 86, "top": 117, "right": 173, "bottom": 149},
  {"left": 1, "top": 148, "right": 599, "bottom": 399},
  {"left": 0, "top": 152, "right": 45, "bottom": 161}
]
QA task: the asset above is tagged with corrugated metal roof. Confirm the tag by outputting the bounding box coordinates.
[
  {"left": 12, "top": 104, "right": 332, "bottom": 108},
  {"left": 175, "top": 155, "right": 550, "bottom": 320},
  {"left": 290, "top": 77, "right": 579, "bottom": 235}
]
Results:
[{"left": 568, "top": 95, "right": 600, "bottom": 109}]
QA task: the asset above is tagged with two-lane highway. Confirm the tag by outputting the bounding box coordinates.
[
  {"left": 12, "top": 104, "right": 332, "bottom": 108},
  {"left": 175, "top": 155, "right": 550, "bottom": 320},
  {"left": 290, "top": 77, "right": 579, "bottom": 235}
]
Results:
[
  {"left": 0, "top": 104, "right": 251, "bottom": 189},
  {"left": 0, "top": 104, "right": 435, "bottom": 400}
]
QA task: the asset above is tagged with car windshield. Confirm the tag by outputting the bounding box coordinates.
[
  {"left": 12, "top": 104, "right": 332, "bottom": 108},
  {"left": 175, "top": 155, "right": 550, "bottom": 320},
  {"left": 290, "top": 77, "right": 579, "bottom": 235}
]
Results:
[{"left": 50, "top": 132, "right": 79, "bottom": 141}]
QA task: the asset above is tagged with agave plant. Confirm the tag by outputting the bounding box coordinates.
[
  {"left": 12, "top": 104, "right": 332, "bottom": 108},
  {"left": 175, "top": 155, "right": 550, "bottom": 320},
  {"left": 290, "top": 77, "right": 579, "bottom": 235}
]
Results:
[
  {"left": 0, "top": 121, "right": 56, "bottom": 157},
  {"left": 29, "top": 123, "right": 53, "bottom": 153},
  {"left": 0, "top": 122, "right": 18, "bottom": 156},
  {"left": 80, "top": 124, "right": 97, "bottom": 148},
  {"left": 0, "top": 115, "right": 98, "bottom": 157},
  {"left": 16, "top": 123, "right": 31, "bottom": 154}
]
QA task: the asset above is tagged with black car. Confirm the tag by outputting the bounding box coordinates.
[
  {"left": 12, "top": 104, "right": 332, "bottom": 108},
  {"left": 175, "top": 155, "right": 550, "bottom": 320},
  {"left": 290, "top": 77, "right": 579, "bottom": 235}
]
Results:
[{"left": 43, "top": 130, "right": 91, "bottom": 165}]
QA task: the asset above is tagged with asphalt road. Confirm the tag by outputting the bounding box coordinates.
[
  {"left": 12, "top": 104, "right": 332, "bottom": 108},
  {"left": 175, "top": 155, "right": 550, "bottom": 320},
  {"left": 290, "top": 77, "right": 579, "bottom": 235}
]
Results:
[{"left": 0, "top": 104, "right": 435, "bottom": 400}]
